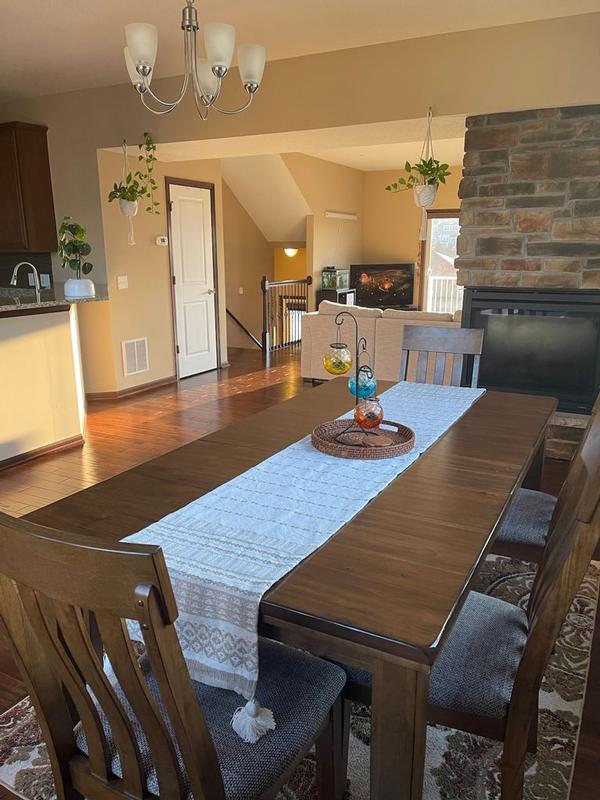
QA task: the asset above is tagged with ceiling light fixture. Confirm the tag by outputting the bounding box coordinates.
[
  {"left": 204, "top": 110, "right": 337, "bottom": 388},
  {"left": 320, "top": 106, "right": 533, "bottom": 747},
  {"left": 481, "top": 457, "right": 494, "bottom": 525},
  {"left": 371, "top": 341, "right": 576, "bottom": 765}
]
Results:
[
  {"left": 124, "top": 0, "right": 266, "bottom": 120},
  {"left": 284, "top": 248, "right": 299, "bottom": 258}
]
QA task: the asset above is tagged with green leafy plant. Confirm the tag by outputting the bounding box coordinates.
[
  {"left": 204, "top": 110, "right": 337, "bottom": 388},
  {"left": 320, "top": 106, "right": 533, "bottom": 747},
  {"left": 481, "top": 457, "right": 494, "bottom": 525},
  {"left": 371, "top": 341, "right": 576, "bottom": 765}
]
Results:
[
  {"left": 107, "top": 132, "right": 160, "bottom": 213},
  {"left": 107, "top": 174, "right": 145, "bottom": 203},
  {"left": 385, "top": 158, "right": 451, "bottom": 192},
  {"left": 138, "top": 131, "right": 159, "bottom": 214},
  {"left": 58, "top": 217, "right": 93, "bottom": 278}
]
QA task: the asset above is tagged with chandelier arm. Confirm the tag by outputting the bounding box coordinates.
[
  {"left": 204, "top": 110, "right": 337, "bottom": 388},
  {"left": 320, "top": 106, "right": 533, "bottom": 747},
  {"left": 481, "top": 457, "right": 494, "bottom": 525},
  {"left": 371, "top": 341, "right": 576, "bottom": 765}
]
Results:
[
  {"left": 212, "top": 92, "right": 254, "bottom": 115},
  {"left": 190, "top": 85, "right": 210, "bottom": 120},
  {"left": 140, "top": 30, "right": 192, "bottom": 108},
  {"left": 188, "top": 29, "right": 216, "bottom": 114},
  {"left": 140, "top": 92, "right": 179, "bottom": 116}
]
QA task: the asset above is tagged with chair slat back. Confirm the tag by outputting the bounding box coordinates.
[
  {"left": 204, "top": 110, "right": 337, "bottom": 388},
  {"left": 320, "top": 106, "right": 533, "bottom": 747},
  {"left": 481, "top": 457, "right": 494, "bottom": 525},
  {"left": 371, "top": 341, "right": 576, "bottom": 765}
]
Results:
[
  {"left": 399, "top": 325, "right": 484, "bottom": 387},
  {"left": 0, "top": 513, "right": 224, "bottom": 800},
  {"left": 549, "top": 397, "right": 600, "bottom": 538},
  {"left": 508, "top": 411, "right": 600, "bottom": 725}
]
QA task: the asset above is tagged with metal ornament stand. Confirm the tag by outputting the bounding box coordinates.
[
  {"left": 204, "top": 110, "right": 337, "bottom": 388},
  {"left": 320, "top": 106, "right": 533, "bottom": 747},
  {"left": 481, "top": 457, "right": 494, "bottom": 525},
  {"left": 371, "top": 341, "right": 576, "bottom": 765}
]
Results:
[{"left": 333, "top": 311, "right": 381, "bottom": 446}]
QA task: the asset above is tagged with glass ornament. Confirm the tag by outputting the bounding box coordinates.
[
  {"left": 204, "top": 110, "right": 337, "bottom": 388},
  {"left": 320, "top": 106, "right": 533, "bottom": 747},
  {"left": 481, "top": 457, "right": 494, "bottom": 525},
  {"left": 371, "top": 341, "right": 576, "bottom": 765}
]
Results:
[
  {"left": 323, "top": 342, "right": 352, "bottom": 375},
  {"left": 348, "top": 372, "right": 377, "bottom": 399},
  {"left": 354, "top": 397, "right": 384, "bottom": 430}
]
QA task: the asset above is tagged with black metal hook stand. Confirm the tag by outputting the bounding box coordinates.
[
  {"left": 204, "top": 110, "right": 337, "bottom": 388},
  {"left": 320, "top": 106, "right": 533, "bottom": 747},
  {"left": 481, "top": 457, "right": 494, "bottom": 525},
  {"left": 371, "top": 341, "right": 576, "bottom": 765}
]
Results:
[
  {"left": 334, "top": 311, "right": 372, "bottom": 407},
  {"left": 334, "top": 311, "right": 379, "bottom": 445}
]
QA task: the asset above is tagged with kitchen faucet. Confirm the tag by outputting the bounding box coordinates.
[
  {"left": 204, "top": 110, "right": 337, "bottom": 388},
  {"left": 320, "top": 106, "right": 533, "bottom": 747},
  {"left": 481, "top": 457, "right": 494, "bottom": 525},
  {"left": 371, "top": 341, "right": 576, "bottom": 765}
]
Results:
[{"left": 10, "top": 261, "right": 41, "bottom": 304}]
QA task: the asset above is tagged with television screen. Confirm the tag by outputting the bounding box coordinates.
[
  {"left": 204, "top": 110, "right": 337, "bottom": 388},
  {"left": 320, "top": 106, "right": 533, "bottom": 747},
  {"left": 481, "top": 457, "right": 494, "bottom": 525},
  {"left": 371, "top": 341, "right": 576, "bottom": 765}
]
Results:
[{"left": 350, "top": 264, "right": 414, "bottom": 308}]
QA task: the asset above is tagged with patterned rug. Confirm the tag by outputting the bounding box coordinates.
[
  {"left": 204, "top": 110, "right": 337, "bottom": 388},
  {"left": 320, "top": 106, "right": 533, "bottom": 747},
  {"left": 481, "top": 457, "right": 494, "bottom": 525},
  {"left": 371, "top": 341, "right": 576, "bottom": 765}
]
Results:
[{"left": 0, "top": 556, "right": 598, "bottom": 800}]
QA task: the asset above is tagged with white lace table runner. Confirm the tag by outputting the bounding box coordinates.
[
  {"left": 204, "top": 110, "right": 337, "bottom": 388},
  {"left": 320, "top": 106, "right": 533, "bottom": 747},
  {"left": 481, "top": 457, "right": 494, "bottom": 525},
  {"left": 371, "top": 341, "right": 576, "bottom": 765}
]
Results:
[{"left": 125, "top": 381, "right": 484, "bottom": 735}]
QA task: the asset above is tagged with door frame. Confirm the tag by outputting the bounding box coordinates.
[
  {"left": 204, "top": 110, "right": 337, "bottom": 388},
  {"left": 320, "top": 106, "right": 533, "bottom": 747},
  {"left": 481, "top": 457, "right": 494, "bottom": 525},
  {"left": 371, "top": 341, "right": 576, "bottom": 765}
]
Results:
[
  {"left": 165, "top": 176, "right": 222, "bottom": 377},
  {"left": 417, "top": 208, "right": 460, "bottom": 310}
]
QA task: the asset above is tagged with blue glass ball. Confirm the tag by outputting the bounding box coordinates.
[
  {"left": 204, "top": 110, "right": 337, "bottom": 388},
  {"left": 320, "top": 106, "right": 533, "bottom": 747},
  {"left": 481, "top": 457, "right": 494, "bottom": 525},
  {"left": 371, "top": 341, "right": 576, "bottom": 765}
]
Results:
[{"left": 348, "top": 372, "right": 377, "bottom": 399}]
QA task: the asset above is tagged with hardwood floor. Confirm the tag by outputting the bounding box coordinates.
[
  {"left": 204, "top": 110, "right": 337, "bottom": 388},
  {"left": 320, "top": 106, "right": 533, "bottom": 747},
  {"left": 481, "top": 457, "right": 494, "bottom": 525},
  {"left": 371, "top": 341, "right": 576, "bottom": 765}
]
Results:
[
  {"left": 0, "top": 347, "right": 303, "bottom": 517},
  {"left": 0, "top": 349, "right": 597, "bottom": 799}
]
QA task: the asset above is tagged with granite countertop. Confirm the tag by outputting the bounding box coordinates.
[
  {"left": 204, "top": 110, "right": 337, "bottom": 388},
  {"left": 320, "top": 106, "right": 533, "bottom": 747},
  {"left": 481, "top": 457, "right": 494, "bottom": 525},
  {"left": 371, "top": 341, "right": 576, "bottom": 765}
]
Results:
[{"left": 0, "top": 284, "right": 109, "bottom": 316}]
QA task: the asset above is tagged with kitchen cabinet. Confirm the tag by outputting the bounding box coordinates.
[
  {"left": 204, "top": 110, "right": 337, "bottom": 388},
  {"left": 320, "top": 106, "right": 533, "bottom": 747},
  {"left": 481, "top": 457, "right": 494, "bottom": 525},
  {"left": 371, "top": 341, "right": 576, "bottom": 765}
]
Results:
[{"left": 0, "top": 122, "right": 57, "bottom": 252}]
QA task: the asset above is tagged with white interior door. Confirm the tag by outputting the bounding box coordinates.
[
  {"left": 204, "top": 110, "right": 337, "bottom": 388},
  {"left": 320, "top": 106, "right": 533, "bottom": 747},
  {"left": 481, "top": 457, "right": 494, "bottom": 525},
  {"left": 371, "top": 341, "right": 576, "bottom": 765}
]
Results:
[{"left": 169, "top": 183, "right": 218, "bottom": 377}]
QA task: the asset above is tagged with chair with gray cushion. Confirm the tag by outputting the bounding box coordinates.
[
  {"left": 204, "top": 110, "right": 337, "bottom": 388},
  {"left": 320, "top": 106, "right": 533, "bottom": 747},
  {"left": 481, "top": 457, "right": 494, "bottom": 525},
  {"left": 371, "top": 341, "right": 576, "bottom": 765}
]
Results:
[
  {"left": 0, "top": 513, "right": 347, "bottom": 800},
  {"left": 493, "top": 394, "right": 599, "bottom": 562},
  {"left": 339, "top": 409, "right": 600, "bottom": 800},
  {"left": 492, "top": 488, "right": 557, "bottom": 562}
]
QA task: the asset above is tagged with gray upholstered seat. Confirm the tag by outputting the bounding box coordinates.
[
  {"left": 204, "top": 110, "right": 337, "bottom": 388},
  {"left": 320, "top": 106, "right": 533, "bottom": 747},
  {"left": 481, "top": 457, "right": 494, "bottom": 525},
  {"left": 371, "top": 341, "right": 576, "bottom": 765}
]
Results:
[
  {"left": 77, "top": 637, "right": 346, "bottom": 800},
  {"left": 496, "top": 487, "right": 556, "bottom": 547},
  {"left": 341, "top": 591, "right": 528, "bottom": 721}
]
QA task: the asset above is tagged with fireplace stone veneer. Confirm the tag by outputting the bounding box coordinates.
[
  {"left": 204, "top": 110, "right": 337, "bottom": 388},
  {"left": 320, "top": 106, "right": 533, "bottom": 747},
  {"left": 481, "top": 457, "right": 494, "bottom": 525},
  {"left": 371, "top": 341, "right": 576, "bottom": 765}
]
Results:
[{"left": 456, "top": 105, "right": 600, "bottom": 291}]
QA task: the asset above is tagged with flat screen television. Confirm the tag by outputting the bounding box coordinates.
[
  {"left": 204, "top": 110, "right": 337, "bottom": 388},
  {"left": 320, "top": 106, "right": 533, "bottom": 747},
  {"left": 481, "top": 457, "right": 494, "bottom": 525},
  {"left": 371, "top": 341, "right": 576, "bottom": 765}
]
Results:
[{"left": 350, "top": 263, "right": 415, "bottom": 309}]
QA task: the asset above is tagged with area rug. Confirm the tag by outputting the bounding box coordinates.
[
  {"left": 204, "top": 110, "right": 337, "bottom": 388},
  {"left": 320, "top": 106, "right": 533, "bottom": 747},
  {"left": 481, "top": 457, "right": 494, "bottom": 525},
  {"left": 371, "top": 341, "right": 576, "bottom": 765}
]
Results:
[{"left": 0, "top": 556, "right": 598, "bottom": 800}]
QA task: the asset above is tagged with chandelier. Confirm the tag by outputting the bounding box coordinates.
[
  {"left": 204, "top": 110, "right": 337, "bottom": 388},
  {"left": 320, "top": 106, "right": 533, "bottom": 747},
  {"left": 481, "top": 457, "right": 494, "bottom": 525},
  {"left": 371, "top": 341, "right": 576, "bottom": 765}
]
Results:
[{"left": 124, "top": 0, "right": 266, "bottom": 119}]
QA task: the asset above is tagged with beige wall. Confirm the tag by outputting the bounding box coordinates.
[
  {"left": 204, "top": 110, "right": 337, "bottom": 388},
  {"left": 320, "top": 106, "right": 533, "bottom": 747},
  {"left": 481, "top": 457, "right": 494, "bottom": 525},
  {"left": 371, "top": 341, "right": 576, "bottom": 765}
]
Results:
[
  {"left": 274, "top": 248, "right": 307, "bottom": 281},
  {"left": 85, "top": 151, "right": 227, "bottom": 394},
  {"left": 1, "top": 13, "right": 597, "bottom": 290},
  {"left": 222, "top": 182, "right": 273, "bottom": 349},
  {"left": 283, "top": 154, "right": 364, "bottom": 294},
  {"left": 0, "top": 311, "right": 82, "bottom": 461},
  {"left": 362, "top": 166, "right": 462, "bottom": 302}
]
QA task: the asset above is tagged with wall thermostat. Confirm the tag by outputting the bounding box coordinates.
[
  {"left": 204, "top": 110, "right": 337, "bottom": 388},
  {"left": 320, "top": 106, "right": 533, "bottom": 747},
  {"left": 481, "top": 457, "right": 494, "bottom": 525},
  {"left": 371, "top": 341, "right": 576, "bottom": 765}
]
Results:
[{"left": 156, "top": 235, "right": 169, "bottom": 247}]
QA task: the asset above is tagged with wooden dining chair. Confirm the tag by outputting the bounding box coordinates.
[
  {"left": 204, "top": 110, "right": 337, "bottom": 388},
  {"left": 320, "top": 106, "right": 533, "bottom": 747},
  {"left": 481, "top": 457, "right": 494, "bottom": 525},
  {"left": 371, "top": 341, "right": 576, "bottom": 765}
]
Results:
[
  {"left": 399, "top": 325, "right": 484, "bottom": 387},
  {"left": 0, "top": 514, "right": 346, "bottom": 800},
  {"left": 339, "top": 408, "right": 600, "bottom": 800},
  {"left": 493, "top": 392, "right": 600, "bottom": 562}
]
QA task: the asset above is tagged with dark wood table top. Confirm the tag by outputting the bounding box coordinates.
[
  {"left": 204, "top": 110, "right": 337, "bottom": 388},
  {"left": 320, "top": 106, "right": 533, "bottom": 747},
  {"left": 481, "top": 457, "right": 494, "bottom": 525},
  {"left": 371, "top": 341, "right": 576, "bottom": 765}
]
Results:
[{"left": 26, "top": 380, "right": 556, "bottom": 665}]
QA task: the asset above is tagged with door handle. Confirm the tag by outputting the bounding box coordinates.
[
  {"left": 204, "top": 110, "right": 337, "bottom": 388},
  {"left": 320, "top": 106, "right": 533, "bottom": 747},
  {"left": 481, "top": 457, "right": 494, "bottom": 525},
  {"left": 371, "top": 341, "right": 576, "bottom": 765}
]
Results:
[{"left": 207, "top": 288, "right": 215, "bottom": 295}]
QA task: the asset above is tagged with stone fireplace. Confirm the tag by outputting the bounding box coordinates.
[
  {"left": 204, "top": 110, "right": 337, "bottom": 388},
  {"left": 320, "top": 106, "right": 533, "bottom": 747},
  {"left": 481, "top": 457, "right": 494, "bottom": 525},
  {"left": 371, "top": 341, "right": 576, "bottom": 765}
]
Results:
[
  {"left": 457, "top": 105, "right": 600, "bottom": 289},
  {"left": 456, "top": 104, "right": 600, "bottom": 457}
]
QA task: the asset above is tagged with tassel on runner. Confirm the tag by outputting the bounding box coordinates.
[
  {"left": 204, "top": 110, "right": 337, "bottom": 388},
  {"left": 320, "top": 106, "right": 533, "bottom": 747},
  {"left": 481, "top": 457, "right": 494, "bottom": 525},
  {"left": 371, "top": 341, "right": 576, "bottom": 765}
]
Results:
[{"left": 231, "top": 698, "right": 276, "bottom": 743}]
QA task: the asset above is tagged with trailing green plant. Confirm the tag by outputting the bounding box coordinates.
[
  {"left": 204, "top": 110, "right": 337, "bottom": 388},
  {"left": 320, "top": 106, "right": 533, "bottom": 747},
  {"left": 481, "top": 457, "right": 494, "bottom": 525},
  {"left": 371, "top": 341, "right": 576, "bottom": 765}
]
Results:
[
  {"left": 107, "top": 132, "right": 160, "bottom": 213},
  {"left": 385, "top": 158, "right": 451, "bottom": 192},
  {"left": 137, "top": 132, "right": 159, "bottom": 214},
  {"left": 58, "top": 217, "right": 93, "bottom": 278}
]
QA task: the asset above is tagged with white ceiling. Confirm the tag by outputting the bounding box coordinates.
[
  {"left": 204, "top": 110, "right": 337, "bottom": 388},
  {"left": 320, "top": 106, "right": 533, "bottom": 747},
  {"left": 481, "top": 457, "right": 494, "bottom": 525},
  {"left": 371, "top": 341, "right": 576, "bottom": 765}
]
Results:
[
  {"left": 304, "top": 138, "right": 466, "bottom": 171},
  {"left": 1, "top": 0, "right": 600, "bottom": 101},
  {"left": 221, "top": 155, "right": 310, "bottom": 241},
  {"left": 132, "top": 115, "right": 466, "bottom": 172}
]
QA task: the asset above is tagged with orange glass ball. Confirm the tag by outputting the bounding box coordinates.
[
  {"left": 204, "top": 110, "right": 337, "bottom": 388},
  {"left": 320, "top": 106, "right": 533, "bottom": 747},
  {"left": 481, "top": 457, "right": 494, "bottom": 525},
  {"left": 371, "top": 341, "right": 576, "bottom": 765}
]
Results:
[{"left": 354, "top": 397, "right": 384, "bottom": 429}]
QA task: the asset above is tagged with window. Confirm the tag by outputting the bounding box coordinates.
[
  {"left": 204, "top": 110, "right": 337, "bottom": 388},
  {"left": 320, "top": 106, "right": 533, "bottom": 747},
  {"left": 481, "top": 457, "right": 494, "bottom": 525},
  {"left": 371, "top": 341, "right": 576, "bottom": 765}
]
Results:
[{"left": 423, "top": 213, "right": 462, "bottom": 314}]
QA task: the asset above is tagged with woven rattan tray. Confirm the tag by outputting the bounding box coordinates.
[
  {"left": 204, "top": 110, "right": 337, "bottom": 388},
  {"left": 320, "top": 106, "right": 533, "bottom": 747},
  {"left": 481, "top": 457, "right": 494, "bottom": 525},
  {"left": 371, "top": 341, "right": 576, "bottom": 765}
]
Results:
[{"left": 311, "top": 419, "right": 415, "bottom": 460}]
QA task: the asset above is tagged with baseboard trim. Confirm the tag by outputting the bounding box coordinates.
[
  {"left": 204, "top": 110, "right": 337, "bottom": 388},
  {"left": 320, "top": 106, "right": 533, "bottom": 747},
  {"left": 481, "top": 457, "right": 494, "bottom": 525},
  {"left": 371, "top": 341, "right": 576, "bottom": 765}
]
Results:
[
  {"left": 86, "top": 375, "right": 177, "bottom": 401},
  {"left": 0, "top": 434, "right": 84, "bottom": 472}
]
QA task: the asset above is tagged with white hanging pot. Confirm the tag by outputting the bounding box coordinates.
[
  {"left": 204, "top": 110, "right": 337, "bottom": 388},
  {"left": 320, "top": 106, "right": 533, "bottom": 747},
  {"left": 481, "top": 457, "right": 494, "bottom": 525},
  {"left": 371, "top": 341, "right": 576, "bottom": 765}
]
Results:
[
  {"left": 64, "top": 278, "right": 96, "bottom": 300},
  {"left": 413, "top": 184, "right": 438, "bottom": 208},
  {"left": 119, "top": 198, "right": 139, "bottom": 217}
]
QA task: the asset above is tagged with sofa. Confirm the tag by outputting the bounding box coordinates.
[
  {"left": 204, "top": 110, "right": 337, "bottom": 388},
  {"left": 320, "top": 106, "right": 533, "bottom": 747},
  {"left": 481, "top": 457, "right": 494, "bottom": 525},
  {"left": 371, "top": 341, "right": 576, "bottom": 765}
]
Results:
[{"left": 301, "top": 300, "right": 461, "bottom": 382}]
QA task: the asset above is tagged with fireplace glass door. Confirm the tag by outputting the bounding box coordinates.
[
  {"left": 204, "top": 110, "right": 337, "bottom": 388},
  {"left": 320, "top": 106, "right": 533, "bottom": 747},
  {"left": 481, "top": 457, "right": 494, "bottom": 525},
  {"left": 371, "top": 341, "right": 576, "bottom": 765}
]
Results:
[{"left": 464, "top": 289, "right": 600, "bottom": 414}]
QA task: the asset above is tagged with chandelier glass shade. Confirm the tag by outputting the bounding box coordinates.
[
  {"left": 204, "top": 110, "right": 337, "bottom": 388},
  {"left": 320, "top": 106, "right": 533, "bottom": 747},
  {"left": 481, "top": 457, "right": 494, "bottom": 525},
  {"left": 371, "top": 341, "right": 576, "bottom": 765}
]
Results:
[{"left": 124, "top": 0, "right": 266, "bottom": 120}]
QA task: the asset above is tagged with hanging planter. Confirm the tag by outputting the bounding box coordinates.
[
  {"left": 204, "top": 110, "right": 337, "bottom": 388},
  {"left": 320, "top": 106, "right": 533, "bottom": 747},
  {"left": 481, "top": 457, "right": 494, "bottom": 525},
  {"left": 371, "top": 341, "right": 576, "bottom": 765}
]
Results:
[
  {"left": 413, "top": 183, "right": 438, "bottom": 208},
  {"left": 118, "top": 198, "right": 139, "bottom": 217},
  {"left": 384, "top": 109, "right": 451, "bottom": 224},
  {"left": 107, "top": 133, "right": 159, "bottom": 245}
]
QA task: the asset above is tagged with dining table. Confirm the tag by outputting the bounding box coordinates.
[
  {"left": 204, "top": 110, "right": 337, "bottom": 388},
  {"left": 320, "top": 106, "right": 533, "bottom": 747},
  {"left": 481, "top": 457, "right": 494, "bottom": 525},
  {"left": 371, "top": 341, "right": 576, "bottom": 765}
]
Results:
[{"left": 25, "top": 378, "right": 557, "bottom": 800}]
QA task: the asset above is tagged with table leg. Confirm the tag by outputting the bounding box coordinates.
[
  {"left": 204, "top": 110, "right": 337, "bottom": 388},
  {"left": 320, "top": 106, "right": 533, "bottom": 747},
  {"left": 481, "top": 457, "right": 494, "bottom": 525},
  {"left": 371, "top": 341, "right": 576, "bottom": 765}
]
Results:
[
  {"left": 370, "top": 658, "right": 429, "bottom": 800},
  {"left": 522, "top": 436, "right": 546, "bottom": 491}
]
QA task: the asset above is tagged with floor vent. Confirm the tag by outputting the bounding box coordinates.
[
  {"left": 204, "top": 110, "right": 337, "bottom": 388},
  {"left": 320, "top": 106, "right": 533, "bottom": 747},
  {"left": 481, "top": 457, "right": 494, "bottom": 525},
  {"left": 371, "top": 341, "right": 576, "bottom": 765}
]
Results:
[{"left": 122, "top": 337, "right": 149, "bottom": 376}]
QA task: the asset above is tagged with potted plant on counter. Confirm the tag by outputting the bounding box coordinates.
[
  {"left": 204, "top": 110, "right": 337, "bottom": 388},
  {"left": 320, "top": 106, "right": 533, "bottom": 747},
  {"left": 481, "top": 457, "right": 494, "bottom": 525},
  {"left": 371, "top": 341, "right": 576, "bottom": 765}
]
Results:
[
  {"left": 385, "top": 157, "right": 451, "bottom": 208},
  {"left": 58, "top": 216, "right": 96, "bottom": 299}
]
